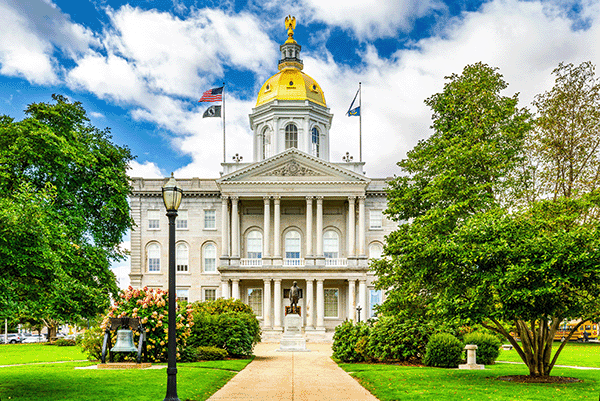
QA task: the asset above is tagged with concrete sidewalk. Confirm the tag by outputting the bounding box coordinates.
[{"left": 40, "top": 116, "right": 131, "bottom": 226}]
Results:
[{"left": 207, "top": 342, "right": 378, "bottom": 401}]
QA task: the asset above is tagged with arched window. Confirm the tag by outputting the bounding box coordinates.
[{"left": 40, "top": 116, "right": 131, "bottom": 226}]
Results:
[
  {"left": 323, "top": 231, "right": 339, "bottom": 259},
  {"left": 203, "top": 243, "right": 217, "bottom": 273},
  {"left": 285, "top": 230, "right": 301, "bottom": 259},
  {"left": 247, "top": 230, "right": 263, "bottom": 259},
  {"left": 176, "top": 243, "right": 189, "bottom": 272},
  {"left": 262, "top": 127, "right": 271, "bottom": 159},
  {"left": 369, "top": 243, "right": 383, "bottom": 260},
  {"left": 285, "top": 124, "right": 298, "bottom": 149},
  {"left": 147, "top": 243, "right": 161, "bottom": 272},
  {"left": 311, "top": 127, "right": 320, "bottom": 157}
]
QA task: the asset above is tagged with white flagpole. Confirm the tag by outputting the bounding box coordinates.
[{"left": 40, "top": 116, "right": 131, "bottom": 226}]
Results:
[
  {"left": 359, "top": 82, "right": 362, "bottom": 163},
  {"left": 222, "top": 83, "right": 226, "bottom": 163}
]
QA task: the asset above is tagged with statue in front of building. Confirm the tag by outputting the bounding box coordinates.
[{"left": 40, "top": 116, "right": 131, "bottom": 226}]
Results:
[{"left": 289, "top": 281, "right": 300, "bottom": 314}]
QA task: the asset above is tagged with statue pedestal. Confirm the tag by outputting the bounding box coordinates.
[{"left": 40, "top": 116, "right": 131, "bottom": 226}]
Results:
[{"left": 277, "top": 313, "right": 309, "bottom": 352}]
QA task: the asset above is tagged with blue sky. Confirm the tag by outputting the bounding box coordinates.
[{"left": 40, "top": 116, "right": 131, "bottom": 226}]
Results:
[{"left": 1, "top": 0, "right": 598, "bottom": 287}]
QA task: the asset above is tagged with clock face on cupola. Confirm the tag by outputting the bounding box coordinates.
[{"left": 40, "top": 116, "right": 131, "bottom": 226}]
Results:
[{"left": 250, "top": 16, "right": 333, "bottom": 163}]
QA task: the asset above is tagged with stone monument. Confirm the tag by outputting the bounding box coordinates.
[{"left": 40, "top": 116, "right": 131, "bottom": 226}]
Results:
[
  {"left": 277, "top": 281, "right": 309, "bottom": 352},
  {"left": 459, "top": 344, "right": 484, "bottom": 370}
]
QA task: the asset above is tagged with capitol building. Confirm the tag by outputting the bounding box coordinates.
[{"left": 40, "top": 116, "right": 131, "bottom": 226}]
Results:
[{"left": 129, "top": 18, "right": 395, "bottom": 340}]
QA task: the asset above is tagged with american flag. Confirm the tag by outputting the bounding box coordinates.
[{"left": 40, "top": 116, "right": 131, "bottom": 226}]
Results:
[{"left": 198, "top": 86, "right": 223, "bottom": 102}]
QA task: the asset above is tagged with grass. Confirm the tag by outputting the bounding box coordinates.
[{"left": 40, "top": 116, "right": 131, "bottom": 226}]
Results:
[
  {"left": 338, "top": 362, "right": 599, "bottom": 400},
  {"left": 498, "top": 342, "right": 600, "bottom": 368},
  {"left": 0, "top": 343, "right": 87, "bottom": 365}
]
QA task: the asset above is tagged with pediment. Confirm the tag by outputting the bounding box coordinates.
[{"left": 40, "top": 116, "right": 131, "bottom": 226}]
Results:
[{"left": 217, "top": 148, "right": 368, "bottom": 184}]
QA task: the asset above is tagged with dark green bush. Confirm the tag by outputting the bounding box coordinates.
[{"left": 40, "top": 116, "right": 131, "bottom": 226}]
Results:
[
  {"left": 54, "top": 338, "right": 76, "bottom": 346},
  {"left": 463, "top": 332, "right": 501, "bottom": 365},
  {"left": 196, "top": 346, "right": 228, "bottom": 361},
  {"left": 191, "top": 298, "right": 255, "bottom": 315},
  {"left": 423, "top": 333, "right": 463, "bottom": 368},
  {"left": 367, "top": 315, "right": 430, "bottom": 362},
  {"left": 332, "top": 320, "right": 371, "bottom": 362}
]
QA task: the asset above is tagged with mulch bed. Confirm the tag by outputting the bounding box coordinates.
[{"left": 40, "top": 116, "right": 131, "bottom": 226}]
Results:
[{"left": 496, "top": 375, "right": 581, "bottom": 383}]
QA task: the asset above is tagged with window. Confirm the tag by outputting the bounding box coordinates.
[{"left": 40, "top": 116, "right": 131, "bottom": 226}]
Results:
[
  {"left": 248, "top": 288, "right": 263, "bottom": 317},
  {"left": 285, "top": 124, "right": 298, "bottom": 149},
  {"left": 369, "top": 243, "right": 383, "bottom": 260},
  {"left": 324, "top": 288, "right": 339, "bottom": 318},
  {"left": 176, "top": 243, "right": 189, "bottom": 272},
  {"left": 370, "top": 210, "right": 383, "bottom": 229},
  {"left": 203, "top": 243, "right": 217, "bottom": 273},
  {"left": 147, "top": 243, "right": 161, "bottom": 272},
  {"left": 285, "top": 230, "right": 301, "bottom": 259},
  {"left": 262, "top": 127, "right": 272, "bottom": 159},
  {"left": 176, "top": 288, "right": 189, "bottom": 302},
  {"left": 247, "top": 230, "right": 263, "bottom": 259},
  {"left": 311, "top": 127, "right": 320, "bottom": 157},
  {"left": 323, "top": 231, "right": 339, "bottom": 259},
  {"left": 204, "top": 210, "right": 216, "bottom": 229},
  {"left": 369, "top": 290, "right": 382, "bottom": 319},
  {"left": 176, "top": 210, "right": 188, "bottom": 229},
  {"left": 204, "top": 288, "right": 216, "bottom": 301},
  {"left": 148, "top": 210, "right": 160, "bottom": 229}
]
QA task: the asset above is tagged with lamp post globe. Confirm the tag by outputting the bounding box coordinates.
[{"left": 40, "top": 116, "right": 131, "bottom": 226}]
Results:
[{"left": 162, "top": 173, "right": 182, "bottom": 401}]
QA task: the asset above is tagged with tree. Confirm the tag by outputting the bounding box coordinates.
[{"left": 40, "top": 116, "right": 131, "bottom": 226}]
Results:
[{"left": 0, "top": 94, "right": 133, "bottom": 336}]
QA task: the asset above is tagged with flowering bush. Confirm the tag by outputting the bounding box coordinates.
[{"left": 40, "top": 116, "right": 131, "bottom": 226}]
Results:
[{"left": 101, "top": 286, "right": 194, "bottom": 363}]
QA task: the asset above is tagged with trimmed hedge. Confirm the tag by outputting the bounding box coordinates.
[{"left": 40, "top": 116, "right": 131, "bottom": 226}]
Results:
[
  {"left": 463, "top": 332, "right": 501, "bottom": 365},
  {"left": 367, "top": 315, "right": 430, "bottom": 362},
  {"left": 54, "top": 338, "right": 76, "bottom": 346},
  {"left": 191, "top": 298, "right": 254, "bottom": 315},
  {"left": 423, "top": 333, "right": 463, "bottom": 368},
  {"left": 195, "top": 346, "right": 228, "bottom": 361},
  {"left": 332, "top": 320, "right": 371, "bottom": 362}
]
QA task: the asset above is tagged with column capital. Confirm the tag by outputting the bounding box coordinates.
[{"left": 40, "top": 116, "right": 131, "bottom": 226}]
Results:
[
  {"left": 221, "top": 195, "right": 229, "bottom": 200},
  {"left": 263, "top": 278, "right": 272, "bottom": 283},
  {"left": 357, "top": 195, "right": 366, "bottom": 201},
  {"left": 273, "top": 278, "right": 282, "bottom": 283},
  {"left": 273, "top": 195, "right": 281, "bottom": 200},
  {"left": 316, "top": 278, "right": 324, "bottom": 283},
  {"left": 305, "top": 196, "right": 314, "bottom": 201},
  {"left": 263, "top": 196, "right": 271, "bottom": 202},
  {"left": 348, "top": 195, "right": 356, "bottom": 202},
  {"left": 231, "top": 278, "right": 240, "bottom": 283},
  {"left": 231, "top": 195, "right": 239, "bottom": 201},
  {"left": 315, "top": 196, "right": 323, "bottom": 201}
]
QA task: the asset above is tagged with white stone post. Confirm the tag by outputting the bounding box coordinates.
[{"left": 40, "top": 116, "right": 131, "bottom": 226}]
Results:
[
  {"left": 274, "top": 279, "right": 282, "bottom": 330},
  {"left": 231, "top": 196, "right": 240, "bottom": 258},
  {"left": 306, "top": 196, "right": 313, "bottom": 256},
  {"left": 263, "top": 196, "right": 271, "bottom": 258},
  {"left": 232, "top": 279, "right": 240, "bottom": 300},
  {"left": 348, "top": 196, "right": 356, "bottom": 257},
  {"left": 316, "top": 197, "right": 323, "bottom": 257},
  {"left": 274, "top": 196, "right": 281, "bottom": 258},
  {"left": 305, "top": 279, "right": 314, "bottom": 330},
  {"left": 358, "top": 196, "right": 366, "bottom": 256},
  {"left": 221, "top": 280, "right": 230, "bottom": 299},
  {"left": 459, "top": 344, "right": 484, "bottom": 370},
  {"left": 316, "top": 279, "right": 325, "bottom": 330},
  {"left": 348, "top": 279, "right": 356, "bottom": 321},
  {"left": 221, "top": 196, "right": 229, "bottom": 257},
  {"left": 358, "top": 279, "right": 366, "bottom": 321},
  {"left": 263, "top": 279, "right": 272, "bottom": 328}
]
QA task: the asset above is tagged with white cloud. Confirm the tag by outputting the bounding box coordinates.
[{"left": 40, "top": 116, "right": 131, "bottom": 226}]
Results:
[{"left": 129, "top": 160, "right": 164, "bottom": 178}]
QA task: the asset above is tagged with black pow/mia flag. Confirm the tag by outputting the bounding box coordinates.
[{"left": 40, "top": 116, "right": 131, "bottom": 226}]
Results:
[{"left": 202, "top": 105, "right": 222, "bottom": 118}]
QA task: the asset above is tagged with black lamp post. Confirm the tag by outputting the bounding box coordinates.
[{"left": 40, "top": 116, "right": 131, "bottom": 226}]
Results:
[
  {"left": 356, "top": 305, "right": 362, "bottom": 322},
  {"left": 162, "top": 173, "right": 183, "bottom": 401}
]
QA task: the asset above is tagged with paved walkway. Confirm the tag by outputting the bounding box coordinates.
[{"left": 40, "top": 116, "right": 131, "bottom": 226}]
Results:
[{"left": 207, "top": 343, "right": 378, "bottom": 401}]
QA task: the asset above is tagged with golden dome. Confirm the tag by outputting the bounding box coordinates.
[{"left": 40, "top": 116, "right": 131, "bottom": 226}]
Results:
[{"left": 256, "top": 68, "right": 326, "bottom": 107}]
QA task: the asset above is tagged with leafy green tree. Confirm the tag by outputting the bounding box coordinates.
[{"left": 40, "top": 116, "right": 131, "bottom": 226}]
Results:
[{"left": 0, "top": 95, "right": 133, "bottom": 337}]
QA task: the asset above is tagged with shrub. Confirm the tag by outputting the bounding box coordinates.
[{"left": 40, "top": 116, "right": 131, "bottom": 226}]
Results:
[
  {"left": 367, "top": 315, "right": 430, "bottom": 362},
  {"left": 191, "top": 298, "right": 254, "bottom": 315},
  {"left": 423, "top": 333, "right": 463, "bottom": 368},
  {"left": 80, "top": 326, "right": 104, "bottom": 361},
  {"left": 196, "top": 346, "right": 228, "bottom": 361},
  {"left": 463, "top": 332, "right": 501, "bottom": 365},
  {"left": 54, "top": 338, "right": 76, "bottom": 346},
  {"left": 101, "top": 286, "right": 194, "bottom": 363},
  {"left": 332, "top": 320, "right": 371, "bottom": 362}
]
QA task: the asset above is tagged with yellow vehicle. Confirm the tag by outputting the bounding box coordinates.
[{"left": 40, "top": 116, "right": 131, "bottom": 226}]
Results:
[{"left": 554, "top": 320, "right": 599, "bottom": 342}]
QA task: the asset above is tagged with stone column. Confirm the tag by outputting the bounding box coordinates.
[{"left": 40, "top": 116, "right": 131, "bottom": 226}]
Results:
[
  {"left": 358, "top": 279, "right": 367, "bottom": 321},
  {"left": 348, "top": 196, "right": 356, "bottom": 257},
  {"left": 273, "top": 196, "right": 281, "bottom": 258},
  {"left": 273, "top": 279, "right": 282, "bottom": 330},
  {"left": 231, "top": 196, "right": 240, "bottom": 258},
  {"left": 263, "top": 196, "right": 271, "bottom": 258},
  {"left": 221, "top": 280, "right": 230, "bottom": 299},
  {"left": 316, "top": 279, "right": 325, "bottom": 330},
  {"left": 316, "top": 197, "right": 323, "bottom": 257},
  {"left": 263, "top": 279, "right": 272, "bottom": 328},
  {"left": 358, "top": 196, "right": 366, "bottom": 256},
  {"left": 305, "top": 279, "right": 314, "bottom": 330},
  {"left": 348, "top": 279, "right": 356, "bottom": 321},
  {"left": 232, "top": 279, "right": 240, "bottom": 300},
  {"left": 221, "top": 196, "right": 229, "bottom": 257},
  {"left": 306, "top": 196, "right": 313, "bottom": 256}
]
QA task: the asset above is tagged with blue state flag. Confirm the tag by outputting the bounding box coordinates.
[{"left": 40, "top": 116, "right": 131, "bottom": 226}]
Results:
[{"left": 348, "top": 106, "right": 360, "bottom": 116}]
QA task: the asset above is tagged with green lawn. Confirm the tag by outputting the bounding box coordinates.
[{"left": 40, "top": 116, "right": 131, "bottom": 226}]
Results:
[
  {"left": 0, "top": 343, "right": 87, "bottom": 365},
  {"left": 339, "top": 362, "right": 598, "bottom": 401},
  {"left": 498, "top": 342, "right": 600, "bottom": 368},
  {"left": 0, "top": 359, "right": 252, "bottom": 401}
]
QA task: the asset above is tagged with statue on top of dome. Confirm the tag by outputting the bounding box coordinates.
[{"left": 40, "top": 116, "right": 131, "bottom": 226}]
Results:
[{"left": 285, "top": 15, "right": 296, "bottom": 43}]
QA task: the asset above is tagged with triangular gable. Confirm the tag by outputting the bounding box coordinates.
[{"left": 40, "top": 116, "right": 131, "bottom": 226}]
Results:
[{"left": 217, "top": 148, "right": 369, "bottom": 184}]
